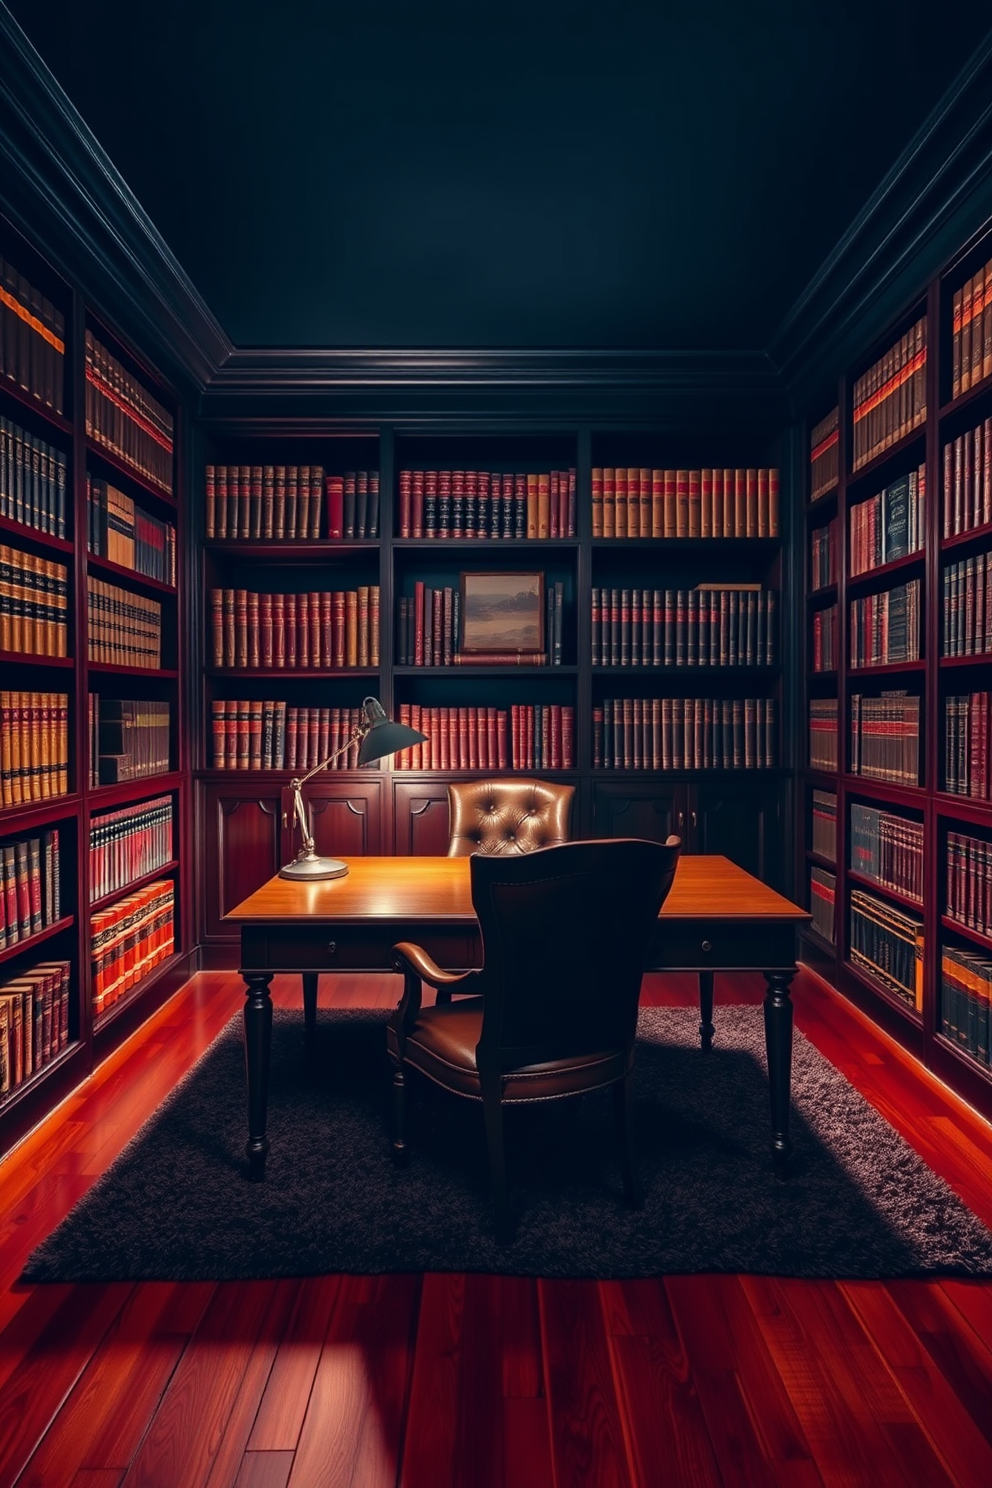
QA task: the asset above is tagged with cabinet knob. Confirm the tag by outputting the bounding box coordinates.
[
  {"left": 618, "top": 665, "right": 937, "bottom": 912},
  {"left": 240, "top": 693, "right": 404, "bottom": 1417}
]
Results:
[
  {"left": 701, "top": 939, "right": 712, "bottom": 953},
  {"left": 327, "top": 941, "right": 337, "bottom": 956}
]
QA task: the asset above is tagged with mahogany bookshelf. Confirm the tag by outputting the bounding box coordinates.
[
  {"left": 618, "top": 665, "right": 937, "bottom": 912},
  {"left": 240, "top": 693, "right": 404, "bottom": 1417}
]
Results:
[{"left": 800, "top": 216, "right": 992, "bottom": 1121}]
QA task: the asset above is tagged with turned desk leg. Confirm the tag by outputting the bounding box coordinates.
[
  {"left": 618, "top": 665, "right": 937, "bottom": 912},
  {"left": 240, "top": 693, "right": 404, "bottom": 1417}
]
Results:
[
  {"left": 243, "top": 972, "right": 273, "bottom": 1179},
  {"left": 698, "top": 970, "right": 715, "bottom": 1052},
  {"left": 763, "top": 969, "right": 795, "bottom": 1178}
]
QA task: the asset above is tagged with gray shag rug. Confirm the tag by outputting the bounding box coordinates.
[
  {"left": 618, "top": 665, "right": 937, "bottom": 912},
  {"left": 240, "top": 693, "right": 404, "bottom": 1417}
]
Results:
[{"left": 22, "top": 1007, "right": 992, "bottom": 1281}]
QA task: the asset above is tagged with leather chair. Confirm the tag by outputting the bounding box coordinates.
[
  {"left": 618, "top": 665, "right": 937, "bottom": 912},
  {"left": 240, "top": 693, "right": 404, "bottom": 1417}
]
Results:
[
  {"left": 388, "top": 835, "right": 682, "bottom": 1242},
  {"left": 447, "top": 777, "right": 575, "bottom": 857}
]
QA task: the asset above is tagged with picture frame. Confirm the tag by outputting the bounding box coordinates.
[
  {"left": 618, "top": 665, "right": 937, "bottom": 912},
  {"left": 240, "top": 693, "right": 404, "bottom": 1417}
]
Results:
[{"left": 459, "top": 571, "right": 545, "bottom": 656}]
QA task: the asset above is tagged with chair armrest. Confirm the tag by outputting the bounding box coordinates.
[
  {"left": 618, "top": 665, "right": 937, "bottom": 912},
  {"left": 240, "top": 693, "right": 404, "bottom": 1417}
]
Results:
[{"left": 392, "top": 941, "right": 478, "bottom": 989}]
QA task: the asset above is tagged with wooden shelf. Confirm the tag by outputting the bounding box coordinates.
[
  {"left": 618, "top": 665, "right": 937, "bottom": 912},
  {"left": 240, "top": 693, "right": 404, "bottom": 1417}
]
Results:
[
  {"left": 88, "top": 858, "right": 180, "bottom": 914},
  {"left": 0, "top": 375, "right": 73, "bottom": 438},
  {"left": 0, "top": 915, "right": 75, "bottom": 969},
  {"left": 86, "top": 553, "right": 176, "bottom": 594},
  {"left": 86, "top": 437, "right": 176, "bottom": 507}
]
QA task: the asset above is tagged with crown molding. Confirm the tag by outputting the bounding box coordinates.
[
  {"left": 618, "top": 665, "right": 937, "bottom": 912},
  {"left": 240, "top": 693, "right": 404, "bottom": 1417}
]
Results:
[
  {"left": 198, "top": 347, "right": 787, "bottom": 426},
  {"left": 0, "top": 3, "right": 231, "bottom": 394},
  {"left": 770, "top": 27, "right": 992, "bottom": 403}
]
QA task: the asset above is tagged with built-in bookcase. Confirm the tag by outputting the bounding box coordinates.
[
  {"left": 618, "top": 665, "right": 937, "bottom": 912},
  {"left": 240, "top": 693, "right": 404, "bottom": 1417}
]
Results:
[
  {"left": 800, "top": 216, "right": 992, "bottom": 1119},
  {"left": 0, "top": 215, "right": 192, "bottom": 1156},
  {"left": 196, "top": 424, "right": 788, "bottom": 957}
]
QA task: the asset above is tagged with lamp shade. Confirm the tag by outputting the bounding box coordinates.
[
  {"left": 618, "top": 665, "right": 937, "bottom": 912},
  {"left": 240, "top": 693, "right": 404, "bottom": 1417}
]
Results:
[{"left": 356, "top": 697, "right": 428, "bottom": 765}]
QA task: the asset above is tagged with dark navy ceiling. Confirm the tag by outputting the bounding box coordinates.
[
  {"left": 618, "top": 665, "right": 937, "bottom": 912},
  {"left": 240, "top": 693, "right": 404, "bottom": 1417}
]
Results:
[{"left": 6, "top": 0, "right": 992, "bottom": 352}]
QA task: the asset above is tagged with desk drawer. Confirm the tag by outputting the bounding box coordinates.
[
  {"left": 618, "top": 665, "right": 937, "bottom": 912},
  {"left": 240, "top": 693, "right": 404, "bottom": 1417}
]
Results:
[
  {"left": 242, "top": 924, "right": 480, "bottom": 973},
  {"left": 649, "top": 921, "right": 797, "bottom": 972}
]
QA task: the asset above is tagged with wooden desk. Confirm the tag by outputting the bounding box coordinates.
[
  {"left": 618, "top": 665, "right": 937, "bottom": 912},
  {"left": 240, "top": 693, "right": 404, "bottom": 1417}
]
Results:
[{"left": 228, "top": 855, "right": 810, "bottom": 1178}]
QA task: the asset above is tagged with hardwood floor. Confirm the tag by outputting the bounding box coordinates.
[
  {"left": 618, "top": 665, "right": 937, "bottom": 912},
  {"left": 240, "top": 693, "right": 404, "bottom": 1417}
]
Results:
[{"left": 1, "top": 966, "right": 991, "bottom": 1487}]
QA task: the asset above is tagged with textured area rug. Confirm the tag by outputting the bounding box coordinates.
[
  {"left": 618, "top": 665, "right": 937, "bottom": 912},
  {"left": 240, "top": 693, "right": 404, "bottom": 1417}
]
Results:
[{"left": 22, "top": 1007, "right": 992, "bottom": 1281}]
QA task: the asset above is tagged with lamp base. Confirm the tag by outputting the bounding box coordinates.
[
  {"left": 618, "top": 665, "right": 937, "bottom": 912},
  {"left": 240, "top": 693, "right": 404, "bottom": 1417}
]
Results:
[{"left": 278, "top": 854, "right": 349, "bottom": 881}]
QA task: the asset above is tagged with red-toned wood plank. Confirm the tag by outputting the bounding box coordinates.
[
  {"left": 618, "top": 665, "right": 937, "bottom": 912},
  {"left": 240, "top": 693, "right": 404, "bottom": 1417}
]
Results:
[
  {"left": 449, "top": 1273, "right": 504, "bottom": 1488},
  {"left": 502, "top": 1398, "right": 553, "bottom": 1488},
  {"left": 601, "top": 1278, "right": 729, "bottom": 1488},
  {"left": 15, "top": 1283, "right": 203, "bottom": 1486},
  {"left": 233, "top": 1452, "right": 294, "bottom": 1488},
  {"left": 0, "top": 1284, "right": 133, "bottom": 1488},
  {"left": 538, "top": 1277, "right": 633, "bottom": 1488},
  {"left": 70, "top": 1471, "right": 125, "bottom": 1487},
  {"left": 247, "top": 1275, "right": 342, "bottom": 1451},
  {"left": 664, "top": 1275, "right": 819, "bottom": 1488},
  {"left": 742, "top": 1277, "right": 955, "bottom": 1487},
  {"left": 839, "top": 1280, "right": 992, "bottom": 1488},
  {"left": 500, "top": 1275, "right": 544, "bottom": 1398},
  {"left": 399, "top": 1272, "right": 463, "bottom": 1488},
  {"left": 120, "top": 1281, "right": 282, "bottom": 1488},
  {"left": 202, "top": 1280, "right": 300, "bottom": 1488},
  {"left": 288, "top": 1272, "right": 419, "bottom": 1488}
]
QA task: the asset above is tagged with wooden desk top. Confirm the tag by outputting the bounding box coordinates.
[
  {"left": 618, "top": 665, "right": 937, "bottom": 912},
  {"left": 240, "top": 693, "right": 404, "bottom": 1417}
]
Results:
[{"left": 227, "top": 854, "right": 809, "bottom": 926}]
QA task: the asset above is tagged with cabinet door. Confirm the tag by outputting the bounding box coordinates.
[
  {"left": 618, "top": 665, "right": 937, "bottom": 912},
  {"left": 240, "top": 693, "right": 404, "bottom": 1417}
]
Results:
[
  {"left": 591, "top": 781, "right": 681, "bottom": 843},
  {"left": 200, "top": 785, "right": 282, "bottom": 943},
  {"left": 290, "top": 780, "right": 384, "bottom": 863},
  {"left": 394, "top": 781, "right": 451, "bottom": 856},
  {"left": 689, "top": 780, "right": 782, "bottom": 888}
]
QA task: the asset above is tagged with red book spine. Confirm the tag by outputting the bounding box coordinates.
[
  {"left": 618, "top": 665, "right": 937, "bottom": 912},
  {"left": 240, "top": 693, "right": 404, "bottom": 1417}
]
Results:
[
  {"left": 413, "top": 581, "right": 425, "bottom": 667},
  {"left": 272, "top": 593, "right": 286, "bottom": 668},
  {"left": 562, "top": 706, "right": 575, "bottom": 768},
  {"left": 332, "top": 592, "right": 346, "bottom": 669},
  {"left": 326, "top": 475, "right": 344, "bottom": 539},
  {"left": 398, "top": 470, "right": 412, "bottom": 539}
]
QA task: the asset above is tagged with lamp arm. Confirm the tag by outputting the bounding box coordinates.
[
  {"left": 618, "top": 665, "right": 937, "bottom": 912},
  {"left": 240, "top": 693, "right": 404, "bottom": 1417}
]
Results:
[{"left": 287, "top": 723, "right": 368, "bottom": 858}]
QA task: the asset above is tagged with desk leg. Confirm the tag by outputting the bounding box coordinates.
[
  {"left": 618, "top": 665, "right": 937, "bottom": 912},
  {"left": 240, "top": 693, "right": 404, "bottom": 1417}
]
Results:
[
  {"left": 763, "top": 970, "right": 794, "bottom": 1178},
  {"left": 698, "top": 971, "right": 715, "bottom": 1052},
  {"left": 243, "top": 972, "right": 273, "bottom": 1179}
]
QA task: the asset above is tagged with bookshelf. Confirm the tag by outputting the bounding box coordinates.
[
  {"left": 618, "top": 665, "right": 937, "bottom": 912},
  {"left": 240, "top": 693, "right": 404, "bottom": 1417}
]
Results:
[
  {"left": 196, "top": 425, "right": 788, "bottom": 959},
  {"left": 800, "top": 218, "right": 992, "bottom": 1120},
  {"left": 0, "top": 215, "right": 192, "bottom": 1155}
]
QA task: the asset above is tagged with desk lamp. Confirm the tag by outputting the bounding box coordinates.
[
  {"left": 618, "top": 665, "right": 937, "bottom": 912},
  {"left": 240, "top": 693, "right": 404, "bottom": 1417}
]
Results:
[{"left": 279, "top": 697, "right": 427, "bottom": 880}]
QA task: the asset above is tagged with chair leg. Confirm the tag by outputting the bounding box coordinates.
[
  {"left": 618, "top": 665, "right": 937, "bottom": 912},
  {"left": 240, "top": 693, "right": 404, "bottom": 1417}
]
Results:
[
  {"left": 481, "top": 1081, "right": 512, "bottom": 1243},
  {"left": 614, "top": 1075, "right": 643, "bottom": 1209},
  {"left": 390, "top": 1058, "right": 408, "bottom": 1163}
]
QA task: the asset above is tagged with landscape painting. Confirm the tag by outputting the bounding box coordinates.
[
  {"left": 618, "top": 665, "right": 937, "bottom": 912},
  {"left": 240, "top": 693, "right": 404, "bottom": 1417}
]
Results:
[{"left": 460, "top": 571, "right": 544, "bottom": 655}]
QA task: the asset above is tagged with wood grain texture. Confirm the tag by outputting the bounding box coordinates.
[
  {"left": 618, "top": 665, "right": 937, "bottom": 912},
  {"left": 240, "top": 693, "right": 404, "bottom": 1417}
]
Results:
[{"left": 0, "top": 966, "right": 990, "bottom": 1488}]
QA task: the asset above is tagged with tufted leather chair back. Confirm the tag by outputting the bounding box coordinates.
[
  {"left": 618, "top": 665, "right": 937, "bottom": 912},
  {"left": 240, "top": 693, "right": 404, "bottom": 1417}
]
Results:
[{"left": 447, "top": 778, "right": 576, "bottom": 857}]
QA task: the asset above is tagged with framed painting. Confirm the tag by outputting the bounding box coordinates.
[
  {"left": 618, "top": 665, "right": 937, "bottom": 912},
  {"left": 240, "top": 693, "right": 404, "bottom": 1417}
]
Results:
[{"left": 459, "top": 571, "right": 545, "bottom": 657}]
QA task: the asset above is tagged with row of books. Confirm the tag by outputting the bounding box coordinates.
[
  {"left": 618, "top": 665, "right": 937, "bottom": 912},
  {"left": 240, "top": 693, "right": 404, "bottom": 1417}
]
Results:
[
  {"left": 87, "top": 576, "right": 162, "bottom": 669},
  {"left": 393, "top": 705, "right": 510, "bottom": 772},
  {"left": 849, "top": 804, "right": 924, "bottom": 902},
  {"left": 91, "top": 880, "right": 175, "bottom": 1018},
  {"left": 946, "top": 830, "right": 992, "bottom": 937},
  {"left": 851, "top": 692, "right": 921, "bottom": 786},
  {"left": 0, "top": 259, "right": 65, "bottom": 415},
  {"left": 810, "top": 517, "right": 838, "bottom": 590},
  {"left": 87, "top": 477, "right": 176, "bottom": 586},
  {"left": 0, "top": 959, "right": 71, "bottom": 1102},
  {"left": 205, "top": 466, "right": 381, "bottom": 542},
  {"left": 852, "top": 319, "right": 927, "bottom": 471},
  {"left": 0, "top": 829, "right": 61, "bottom": 950},
  {"left": 943, "top": 550, "right": 992, "bottom": 656},
  {"left": 0, "top": 691, "right": 69, "bottom": 806},
  {"left": 951, "top": 256, "right": 992, "bottom": 399},
  {"left": 209, "top": 587, "right": 380, "bottom": 671},
  {"left": 811, "top": 605, "right": 838, "bottom": 672},
  {"left": 941, "top": 947, "right": 991, "bottom": 1067},
  {"left": 809, "top": 408, "right": 840, "bottom": 501},
  {"left": 88, "top": 794, "right": 174, "bottom": 904},
  {"left": 0, "top": 544, "right": 69, "bottom": 656},
  {"left": 591, "top": 587, "right": 776, "bottom": 668},
  {"left": 811, "top": 788, "right": 837, "bottom": 860},
  {"left": 593, "top": 697, "right": 777, "bottom": 771},
  {"left": 88, "top": 696, "right": 171, "bottom": 786},
  {"left": 944, "top": 692, "right": 992, "bottom": 798},
  {"left": 849, "top": 579, "right": 921, "bottom": 667},
  {"left": 593, "top": 467, "right": 780, "bottom": 541},
  {"left": 942, "top": 419, "right": 992, "bottom": 537},
  {"left": 809, "top": 867, "right": 837, "bottom": 942},
  {"left": 849, "top": 467, "right": 925, "bottom": 574},
  {"left": 210, "top": 703, "right": 366, "bottom": 772},
  {"left": 0, "top": 416, "right": 68, "bottom": 538},
  {"left": 84, "top": 331, "right": 173, "bottom": 495},
  {"left": 849, "top": 888, "right": 923, "bottom": 1010},
  {"left": 809, "top": 698, "right": 839, "bottom": 772},
  {"left": 398, "top": 468, "right": 575, "bottom": 541}
]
